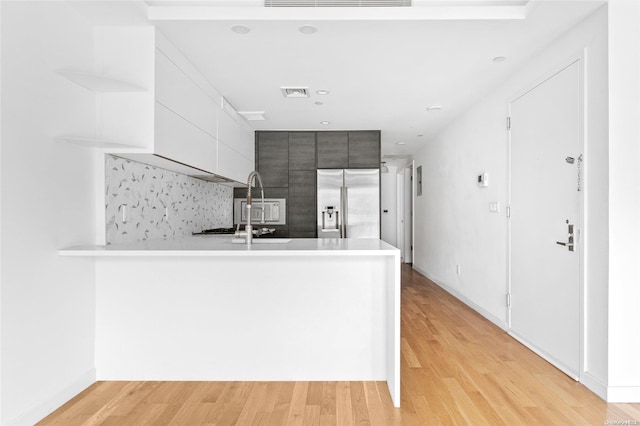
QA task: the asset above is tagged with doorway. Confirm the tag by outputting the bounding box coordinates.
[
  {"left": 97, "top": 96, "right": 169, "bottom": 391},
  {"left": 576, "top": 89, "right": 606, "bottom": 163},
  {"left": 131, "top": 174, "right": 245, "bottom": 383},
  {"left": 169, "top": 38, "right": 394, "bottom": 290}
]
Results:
[
  {"left": 394, "top": 165, "right": 413, "bottom": 263},
  {"left": 508, "top": 59, "right": 583, "bottom": 379}
]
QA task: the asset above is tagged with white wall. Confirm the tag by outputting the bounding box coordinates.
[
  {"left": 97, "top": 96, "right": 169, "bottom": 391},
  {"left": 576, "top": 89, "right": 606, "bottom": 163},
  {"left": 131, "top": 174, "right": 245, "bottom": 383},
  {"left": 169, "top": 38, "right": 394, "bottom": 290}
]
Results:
[
  {"left": 0, "top": 2, "right": 4, "bottom": 421},
  {"left": 1, "top": 2, "right": 97, "bottom": 423},
  {"left": 607, "top": 0, "right": 640, "bottom": 403},
  {"left": 413, "top": 5, "right": 611, "bottom": 395},
  {"left": 381, "top": 166, "right": 398, "bottom": 247}
]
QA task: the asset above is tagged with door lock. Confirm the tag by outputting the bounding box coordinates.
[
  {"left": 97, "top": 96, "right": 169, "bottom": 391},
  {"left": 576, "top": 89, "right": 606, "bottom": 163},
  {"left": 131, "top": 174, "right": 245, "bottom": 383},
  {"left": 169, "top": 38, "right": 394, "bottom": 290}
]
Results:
[{"left": 556, "top": 222, "right": 574, "bottom": 252}]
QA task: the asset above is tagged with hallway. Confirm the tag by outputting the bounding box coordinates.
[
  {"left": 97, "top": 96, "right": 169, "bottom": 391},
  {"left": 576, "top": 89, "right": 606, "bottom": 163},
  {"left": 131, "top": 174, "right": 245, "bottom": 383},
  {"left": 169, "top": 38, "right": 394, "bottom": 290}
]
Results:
[{"left": 40, "top": 265, "right": 640, "bottom": 425}]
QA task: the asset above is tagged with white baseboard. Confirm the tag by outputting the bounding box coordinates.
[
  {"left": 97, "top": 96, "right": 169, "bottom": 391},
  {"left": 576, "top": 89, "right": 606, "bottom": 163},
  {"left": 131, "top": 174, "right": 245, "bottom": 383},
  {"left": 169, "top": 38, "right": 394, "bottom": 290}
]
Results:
[
  {"left": 7, "top": 369, "right": 96, "bottom": 426},
  {"left": 411, "top": 265, "right": 508, "bottom": 331},
  {"left": 606, "top": 386, "right": 640, "bottom": 403},
  {"left": 581, "top": 371, "right": 608, "bottom": 400}
]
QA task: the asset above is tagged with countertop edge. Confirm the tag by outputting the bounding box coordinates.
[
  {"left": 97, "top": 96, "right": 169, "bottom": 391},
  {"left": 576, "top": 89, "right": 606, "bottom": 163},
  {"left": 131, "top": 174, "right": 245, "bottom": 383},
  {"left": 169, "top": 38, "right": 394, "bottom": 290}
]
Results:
[
  {"left": 58, "top": 249, "right": 400, "bottom": 257},
  {"left": 58, "top": 237, "right": 401, "bottom": 257}
]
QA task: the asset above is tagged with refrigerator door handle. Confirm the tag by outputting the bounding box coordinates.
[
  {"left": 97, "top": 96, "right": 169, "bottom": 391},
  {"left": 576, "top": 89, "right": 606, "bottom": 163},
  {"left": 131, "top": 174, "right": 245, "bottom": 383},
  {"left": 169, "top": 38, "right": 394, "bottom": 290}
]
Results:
[
  {"left": 339, "top": 186, "right": 344, "bottom": 238},
  {"left": 343, "top": 186, "right": 349, "bottom": 238}
]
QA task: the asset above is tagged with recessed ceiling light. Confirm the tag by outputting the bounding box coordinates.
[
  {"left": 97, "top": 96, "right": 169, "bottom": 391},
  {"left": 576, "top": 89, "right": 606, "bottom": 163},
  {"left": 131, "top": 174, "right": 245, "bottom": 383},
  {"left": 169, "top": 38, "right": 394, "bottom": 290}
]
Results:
[
  {"left": 316, "top": 90, "right": 330, "bottom": 95},
  {"left": 315, "top": 101, "right": 324, "bottom": 106},
  {"left": 320, "top": 121, "right": 330, "bottom": 125},
  {"left": 493, "top": 56, "right": 507, "bottom": 62},
  {"left": 426, "top": 105, "right": 443, "bottom": 112},
  {"left": 396, "top": 142, "right": 406, "bottom": 145},
  {"left": 299, "top": 25, "right": 317, "bottom": 35},
  {"left": 231, "top": 25, "right": 250, "bottom": 34}
]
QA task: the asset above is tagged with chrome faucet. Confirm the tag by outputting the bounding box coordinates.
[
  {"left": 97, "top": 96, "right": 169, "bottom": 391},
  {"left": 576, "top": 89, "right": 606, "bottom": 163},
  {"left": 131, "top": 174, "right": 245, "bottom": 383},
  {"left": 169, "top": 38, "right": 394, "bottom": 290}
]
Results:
[{"left": 240, "top": 171, "right": 265, "bottom": 246}]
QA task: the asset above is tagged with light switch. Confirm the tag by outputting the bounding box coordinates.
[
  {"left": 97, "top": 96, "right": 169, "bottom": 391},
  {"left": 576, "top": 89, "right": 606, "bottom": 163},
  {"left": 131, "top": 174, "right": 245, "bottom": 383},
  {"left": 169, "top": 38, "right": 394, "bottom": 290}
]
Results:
[{"left": 489, "top": 202, "right": 500, "bottom": 213}]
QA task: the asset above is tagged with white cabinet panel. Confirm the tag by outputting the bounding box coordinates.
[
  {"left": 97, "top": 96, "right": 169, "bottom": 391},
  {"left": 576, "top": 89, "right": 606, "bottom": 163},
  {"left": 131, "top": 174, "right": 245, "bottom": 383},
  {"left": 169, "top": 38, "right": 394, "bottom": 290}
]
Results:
[
  {"left": 218, "top": 142, "right": 252, "bottom": 184},
  {"left": 155, "top": 49, "right": 217, "bottom": 138},
  {"left": 155, "top": 102, "right": 217, "bottom": 174},
  {"left": 217, "top": 109, "right": 254, "bottom": 161}
]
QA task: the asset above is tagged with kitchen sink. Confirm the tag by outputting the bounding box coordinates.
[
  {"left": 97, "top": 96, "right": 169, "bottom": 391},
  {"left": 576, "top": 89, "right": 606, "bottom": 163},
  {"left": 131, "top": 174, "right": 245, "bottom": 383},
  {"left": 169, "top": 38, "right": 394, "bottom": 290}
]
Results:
[{"left": 231, "top": 238, "right": 291, "bottom": 244}]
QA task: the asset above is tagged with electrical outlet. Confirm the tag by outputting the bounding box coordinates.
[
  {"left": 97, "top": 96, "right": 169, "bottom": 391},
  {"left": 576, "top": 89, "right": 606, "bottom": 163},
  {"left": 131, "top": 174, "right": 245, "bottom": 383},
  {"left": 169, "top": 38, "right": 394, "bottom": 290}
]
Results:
[
  {"left": 121, "top": 204, "right": 128, "bottom": 223},
  {"left": 456, "top": 265, "right": 461, "bottom": 275},
  {"left": 164, "top": 206, "right": 169, "bottom": 221}
]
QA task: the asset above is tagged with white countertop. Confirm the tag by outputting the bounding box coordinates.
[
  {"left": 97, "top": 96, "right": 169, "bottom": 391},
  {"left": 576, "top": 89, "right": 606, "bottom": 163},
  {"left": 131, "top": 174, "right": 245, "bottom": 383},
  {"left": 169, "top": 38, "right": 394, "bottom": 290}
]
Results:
[{"left": 59, "top": 236, "right": 400, "bottom": 257}]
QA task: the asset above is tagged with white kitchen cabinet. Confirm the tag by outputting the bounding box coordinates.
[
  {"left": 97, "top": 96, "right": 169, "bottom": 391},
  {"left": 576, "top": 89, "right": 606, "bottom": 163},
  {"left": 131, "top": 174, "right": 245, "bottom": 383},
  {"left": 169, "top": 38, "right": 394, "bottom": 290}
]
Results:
[
  {"left": 217, "top": 102, "right": 255, "bottom": 183},
  {"left": 155, "top": 102, "right": 218, "bottom": 173},
  {"left": 155, "top": 49, "right": 218, "bottom": 139},
  {"left": 153, "top": 31, "right": 254, "bottom": 183}
]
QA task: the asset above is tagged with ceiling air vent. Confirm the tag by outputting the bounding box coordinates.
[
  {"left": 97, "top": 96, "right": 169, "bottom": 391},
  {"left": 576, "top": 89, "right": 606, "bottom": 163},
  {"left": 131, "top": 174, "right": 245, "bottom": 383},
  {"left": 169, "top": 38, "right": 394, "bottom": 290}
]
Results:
[
  {"left": 266, "top": 0, "right": 410, "bottom": 6},
  {"left": 281, "top": 87, "right": 309, "bottom": 98}
]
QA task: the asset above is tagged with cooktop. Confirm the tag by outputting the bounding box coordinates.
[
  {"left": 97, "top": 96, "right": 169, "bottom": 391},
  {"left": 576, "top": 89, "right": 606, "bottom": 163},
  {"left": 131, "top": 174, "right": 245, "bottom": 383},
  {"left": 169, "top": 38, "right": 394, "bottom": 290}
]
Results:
[{"left": 192, "top": 227, "right": 236, "bottom": 235}]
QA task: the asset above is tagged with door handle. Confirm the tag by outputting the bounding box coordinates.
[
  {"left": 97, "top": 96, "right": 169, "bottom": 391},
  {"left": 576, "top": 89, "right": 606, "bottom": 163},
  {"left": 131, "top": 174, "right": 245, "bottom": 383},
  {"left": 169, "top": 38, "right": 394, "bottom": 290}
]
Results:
[{"left": 556, "top": 221, "right": 575, "bottom": 252}]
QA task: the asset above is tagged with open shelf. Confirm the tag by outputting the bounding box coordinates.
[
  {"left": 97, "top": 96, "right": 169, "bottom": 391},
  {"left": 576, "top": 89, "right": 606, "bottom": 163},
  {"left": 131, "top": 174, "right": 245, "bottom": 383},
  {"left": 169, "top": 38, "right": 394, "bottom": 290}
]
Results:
[{"left": 57, "top": 70, "right": 146, "bottom": 93}]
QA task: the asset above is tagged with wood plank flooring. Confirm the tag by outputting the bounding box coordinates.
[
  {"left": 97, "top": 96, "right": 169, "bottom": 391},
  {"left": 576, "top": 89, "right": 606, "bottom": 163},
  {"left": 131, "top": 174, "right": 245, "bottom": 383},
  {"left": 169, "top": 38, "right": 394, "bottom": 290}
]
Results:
[{"left": 39, "top": 265, "right": 640, "bottom": 425}]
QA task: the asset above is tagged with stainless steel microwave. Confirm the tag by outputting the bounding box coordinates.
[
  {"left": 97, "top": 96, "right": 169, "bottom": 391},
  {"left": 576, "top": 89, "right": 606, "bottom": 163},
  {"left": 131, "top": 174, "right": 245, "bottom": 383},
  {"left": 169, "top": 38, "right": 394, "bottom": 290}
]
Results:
[{"left": 233, "top": 198, "right": 286, "bottom": 225}]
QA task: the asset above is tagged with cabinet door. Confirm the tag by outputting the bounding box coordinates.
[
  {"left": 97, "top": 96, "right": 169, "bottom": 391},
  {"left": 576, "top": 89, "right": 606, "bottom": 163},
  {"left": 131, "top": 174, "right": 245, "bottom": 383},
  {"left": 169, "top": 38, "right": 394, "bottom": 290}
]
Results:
[
  {"left": 155, "top": 103, "right": 217, "bottom": 173},
  {"left": 218, "top": 109, "right": 254, "bottom": 183},
  {"left": 348, "top": 131, "right": 381, "bottom": 168},
  {"left": 317, "top": 132, "right": 348, "bottom": 169},
  {"left": 289, "top": 132, "right": 316, "bottom": 171},
  {"left": 257, "top": 132, "right": 289, "bottom": 187},
  {"left": 288, "top": 171, "right": 317, "bottom": 238}
]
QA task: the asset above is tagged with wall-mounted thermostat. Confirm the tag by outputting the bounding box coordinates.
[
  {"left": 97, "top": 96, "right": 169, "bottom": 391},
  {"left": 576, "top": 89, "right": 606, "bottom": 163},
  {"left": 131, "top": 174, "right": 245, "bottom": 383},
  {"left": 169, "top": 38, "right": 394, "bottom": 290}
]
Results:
[{"left": 477, "top": 173, "right": 489, "bottom": 187}]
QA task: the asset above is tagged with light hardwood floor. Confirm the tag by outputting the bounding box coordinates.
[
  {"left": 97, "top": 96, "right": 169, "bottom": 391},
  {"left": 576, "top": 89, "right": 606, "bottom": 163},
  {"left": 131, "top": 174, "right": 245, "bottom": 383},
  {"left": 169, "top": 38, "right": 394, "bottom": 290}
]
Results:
[{"left": 40, "top": 265, "right": 640, "bottom": 425}]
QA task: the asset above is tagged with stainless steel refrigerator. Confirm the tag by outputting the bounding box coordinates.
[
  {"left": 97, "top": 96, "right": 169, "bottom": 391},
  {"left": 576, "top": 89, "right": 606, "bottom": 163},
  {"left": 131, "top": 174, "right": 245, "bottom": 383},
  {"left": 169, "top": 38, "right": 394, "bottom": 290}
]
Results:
[{"left": 317, "top": 169, "right": 380, "bottom": 239}]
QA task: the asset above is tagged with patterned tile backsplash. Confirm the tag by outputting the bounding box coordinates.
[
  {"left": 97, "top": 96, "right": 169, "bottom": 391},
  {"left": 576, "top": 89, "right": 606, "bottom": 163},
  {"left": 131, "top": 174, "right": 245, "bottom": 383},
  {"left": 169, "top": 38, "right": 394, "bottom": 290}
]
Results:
[{"left": 105, "top": 155, "right": 233, "bottom": 245}]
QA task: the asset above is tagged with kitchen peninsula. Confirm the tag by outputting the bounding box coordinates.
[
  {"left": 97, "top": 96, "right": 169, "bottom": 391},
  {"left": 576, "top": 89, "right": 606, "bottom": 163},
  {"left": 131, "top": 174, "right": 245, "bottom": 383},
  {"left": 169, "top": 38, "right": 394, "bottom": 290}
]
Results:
[{"left": 60, "top": 236, "right": 401, "bottom": 407}]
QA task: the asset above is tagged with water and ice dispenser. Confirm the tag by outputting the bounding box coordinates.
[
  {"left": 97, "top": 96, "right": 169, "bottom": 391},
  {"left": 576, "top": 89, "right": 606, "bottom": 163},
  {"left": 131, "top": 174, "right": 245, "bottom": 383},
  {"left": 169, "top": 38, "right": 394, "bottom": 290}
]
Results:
[{"left": 321, "top": 205, "right": 339, "bottom": 232}]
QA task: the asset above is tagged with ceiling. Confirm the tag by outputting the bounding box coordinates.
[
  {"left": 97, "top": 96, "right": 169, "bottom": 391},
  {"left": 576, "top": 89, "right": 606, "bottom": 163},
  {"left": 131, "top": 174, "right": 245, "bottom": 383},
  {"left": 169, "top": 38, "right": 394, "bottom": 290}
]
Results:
[{"left": 92, "top": 0, "right": 606, "bottom": 167}]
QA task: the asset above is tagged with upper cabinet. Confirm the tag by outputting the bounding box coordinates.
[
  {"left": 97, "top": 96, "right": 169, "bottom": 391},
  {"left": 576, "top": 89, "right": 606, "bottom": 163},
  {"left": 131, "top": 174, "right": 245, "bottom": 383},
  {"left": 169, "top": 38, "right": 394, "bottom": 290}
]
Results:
[
  {"left": 317, "top": 131, "right": 381, "bottom": 169},
  {"left": 317, "top": 132, "right": 348, "bottom": 169},
  {"left": 348, "top": 131, "right": 381, "bottom": 168},
  {"left": 153, "top": 32, "right": 254, "bottom": 184},
  {"left": 154, "top": 40, "right": 219, "bottom": 175},
  {"left": 217, "top": 102, "right": 255, "bottom": 183}
]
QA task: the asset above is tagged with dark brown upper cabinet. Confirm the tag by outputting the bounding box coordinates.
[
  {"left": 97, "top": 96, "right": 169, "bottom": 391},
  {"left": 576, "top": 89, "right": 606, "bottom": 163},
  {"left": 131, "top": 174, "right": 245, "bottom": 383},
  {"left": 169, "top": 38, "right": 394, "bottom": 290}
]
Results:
[
  {"left": 288, "top": 132, "right": 316, "bottom": 171},
  {"left": 317, "top": 131, "right": 349, "bottom": 169},
  {"left": 348, "top": 131, "right": 381, "bottom": 169},
  {"left": 257, "top": 132, "right": 289, "bottom": 187},
  {"left": 317, "top": 131, "right": 381, "bottom": 169}
]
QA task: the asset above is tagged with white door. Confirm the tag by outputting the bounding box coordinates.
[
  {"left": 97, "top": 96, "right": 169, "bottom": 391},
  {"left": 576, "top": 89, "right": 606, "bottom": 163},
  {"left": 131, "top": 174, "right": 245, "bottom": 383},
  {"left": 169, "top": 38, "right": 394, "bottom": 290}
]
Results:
[
  {"left": 404, "top": 167, "right": 413, "bottom": 263},
  {"left": 509, "top": 60, "right": 582, "bottom": 379}
]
